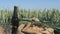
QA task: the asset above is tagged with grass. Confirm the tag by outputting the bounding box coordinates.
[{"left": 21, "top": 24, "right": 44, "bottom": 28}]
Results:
[{"left": 0, "top": 8, "right": 60, "bottom": 33}]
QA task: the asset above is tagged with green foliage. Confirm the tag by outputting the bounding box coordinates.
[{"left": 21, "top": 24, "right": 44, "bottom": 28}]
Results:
[{"left": 0, "top": 8, "right": 60, "bottom": 32}]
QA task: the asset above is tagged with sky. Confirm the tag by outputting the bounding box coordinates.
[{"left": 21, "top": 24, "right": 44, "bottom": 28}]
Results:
[{"left": 0, "top": 0, "right": 60, "bottom": 10}]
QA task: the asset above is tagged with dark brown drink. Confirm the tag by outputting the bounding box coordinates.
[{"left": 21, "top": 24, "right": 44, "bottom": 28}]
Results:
[{"left": 11, "top": 6, "right": 19, "bottom": 34}]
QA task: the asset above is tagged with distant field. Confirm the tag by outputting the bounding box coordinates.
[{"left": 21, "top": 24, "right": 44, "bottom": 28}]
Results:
[{"left": 0, "top": 9, "right": 60, "bottom": 34}]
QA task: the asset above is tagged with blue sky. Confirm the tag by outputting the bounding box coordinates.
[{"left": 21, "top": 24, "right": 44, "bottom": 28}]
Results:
[{"left": 0, "top": 0, "right": 60, "bottom": 10}]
